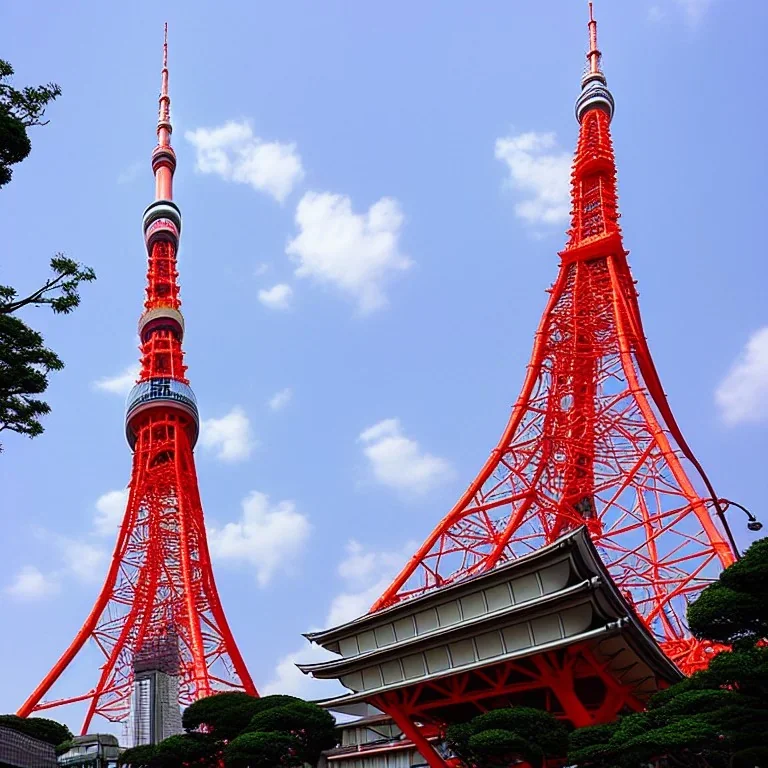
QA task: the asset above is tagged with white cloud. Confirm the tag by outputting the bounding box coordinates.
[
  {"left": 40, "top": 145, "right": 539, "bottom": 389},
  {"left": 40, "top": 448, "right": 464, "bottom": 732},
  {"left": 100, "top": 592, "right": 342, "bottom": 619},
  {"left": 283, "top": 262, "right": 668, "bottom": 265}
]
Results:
[
  {"left": 337, "top": 539, "right": 406, "bottom": 585},
  {"left": 208, "top": 491, "right": 311, "bottom": 587},
  {"left": 494, "top": 131, "right": 571, "bottom": 226},
  {"left": 328, "top": 539, "right": 415, "bottom": 626},
  {"left": 650, "top": 0, "right": 713, "bottom": 24},
  {"left": 715, "top": 327, "right": 768, "bottom": 426},
  {"left": 675, "top": 0, "right": 713, "bottom": 23},
  {"left": 56, "top": 538, "right": 107, "bottom": 584},
  {"left": 258, "top": 283, "right": 293, "bottom": 311},
  {"left": 185, "top": 121, "right": 304, "bottom": 203},
  {"left": 93, "top": 364, "right": 140, "bottom": 396},
  {"left": 261, "top": 642, "right": 340, "bottom": 699},
  {"left": 287, "top": 192, "right": 410, "bottom": 313},
  {"left": 262, "top": 538, "right": 413, "bottom": 698},
  {"left": 5, "top": 566, "right": 60, "bottom": 601},
  {"left": 268, "top": 388, "right": 293, "bottom": 411},
  {"left": 117, "top": 162, "right": 142, "bottom": 185},
  {"left": 93, "top": 489, "right": 128, "bottom": 536},
  {"left": 359, "top": 418, "right": 453, "bottom": 495},
  {"left": 200, "top": 407, "right": 255, "bottom": 462},
  {"left": 254, "top": 263, "right": 270, "bottom": 277},
  {"left": 325, "top": 580, "right": 391, "bottom": 629},
  {"left": 11, "top": 500, "right": 113, "bottom": 597}
]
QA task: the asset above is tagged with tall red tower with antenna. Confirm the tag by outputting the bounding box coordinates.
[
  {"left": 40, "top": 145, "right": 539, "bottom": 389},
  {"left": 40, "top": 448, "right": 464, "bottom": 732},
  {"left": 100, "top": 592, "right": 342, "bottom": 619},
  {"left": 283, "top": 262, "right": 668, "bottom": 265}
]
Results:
[
  {"left": 371, "top": 4, "right": 738, "bottom": 674},
  {"left": 17, "top": 27, "right": 256, "bottom": 733}
]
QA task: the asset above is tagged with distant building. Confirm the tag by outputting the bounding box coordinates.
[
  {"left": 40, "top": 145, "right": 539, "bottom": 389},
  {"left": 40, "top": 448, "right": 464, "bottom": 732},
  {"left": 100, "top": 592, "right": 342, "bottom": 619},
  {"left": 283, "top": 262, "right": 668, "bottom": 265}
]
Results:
[
  {"left": 320, "top": 704, "right": 432, "bottom": 768},
  {"left": 56, "top": 735, "right": 121, "bottom": 768},
  {"left": 129, "top": 630, "right": 183, "bottom": 746},
  {"left": 0, "top": 725, "right": 56, "bottom": 768}
]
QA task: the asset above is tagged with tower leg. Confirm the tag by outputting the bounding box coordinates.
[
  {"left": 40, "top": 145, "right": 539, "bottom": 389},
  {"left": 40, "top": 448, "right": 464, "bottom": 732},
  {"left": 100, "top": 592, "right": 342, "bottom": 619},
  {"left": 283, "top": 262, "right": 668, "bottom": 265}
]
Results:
[{"left": 374, "top": 695, "right": 450, "bottom": 768}]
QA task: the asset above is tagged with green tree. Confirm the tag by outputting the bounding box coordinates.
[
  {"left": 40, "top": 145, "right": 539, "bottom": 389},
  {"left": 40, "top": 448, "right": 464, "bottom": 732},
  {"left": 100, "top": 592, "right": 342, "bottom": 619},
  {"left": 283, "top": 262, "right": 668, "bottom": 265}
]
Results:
[
  {"left": 0, "top": 713, "right": 72, "bottom": 747},
  {"left": 245, "top": 699, "right": 337, "bottom": 765},
  {"left": 688, "top": 537, "right": 768, "bottom": 649},
  {"left": 1, "top": 60, "right": 95, "bottom": 450},
  {"left": 118, "top": 744, "right": 158, "bottom": 767},
  {"left": 224, "top": 731, "right": 303, "bottom": 768},
  {"left": 132, "top": 692, "right": 339, "bottom": 767},
  {"left": 0, "top": 59, "right": 60, "bottom": 187},
  {"left": 152, "top": 733, "right": 218, "bottom": 766},
  {"left": 445, "top": 707, "right": 568, "bottom": 768},
  {"left": 182, "top": 691, "right": 264, "bottom": 741},
  {"left": 567, "top": 537, "right": 768, "bottom": 768}
]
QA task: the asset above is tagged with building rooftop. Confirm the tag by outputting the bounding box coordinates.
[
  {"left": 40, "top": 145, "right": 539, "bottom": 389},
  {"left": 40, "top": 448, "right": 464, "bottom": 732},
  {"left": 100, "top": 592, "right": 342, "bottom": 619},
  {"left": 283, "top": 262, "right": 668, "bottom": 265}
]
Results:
[{"left": 301, "top": 527, "right": 682, "bottom": 716}]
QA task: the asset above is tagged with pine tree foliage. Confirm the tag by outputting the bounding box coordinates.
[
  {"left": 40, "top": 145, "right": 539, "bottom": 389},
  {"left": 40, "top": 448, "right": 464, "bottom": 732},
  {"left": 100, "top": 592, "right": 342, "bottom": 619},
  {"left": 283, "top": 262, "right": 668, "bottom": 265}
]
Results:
[
  {"left": 0, "top": 60, "right": 95, "bottom": 450},
  {"left": 567, "top": 536, "right": 768, "bottom": 768}
]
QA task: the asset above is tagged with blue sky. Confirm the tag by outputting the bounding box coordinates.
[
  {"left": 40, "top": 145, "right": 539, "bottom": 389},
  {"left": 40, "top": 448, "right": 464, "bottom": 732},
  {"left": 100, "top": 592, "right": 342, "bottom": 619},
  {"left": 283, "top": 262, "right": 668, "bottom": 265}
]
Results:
[{"left": 2, "top": 0, "right": 767, "bottom": 735}]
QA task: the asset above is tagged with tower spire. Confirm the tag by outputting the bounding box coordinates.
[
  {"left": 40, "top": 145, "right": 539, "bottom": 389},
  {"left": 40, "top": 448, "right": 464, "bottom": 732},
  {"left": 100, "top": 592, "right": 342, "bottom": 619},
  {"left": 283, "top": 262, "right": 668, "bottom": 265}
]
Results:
[
  {"left": 587, "top": 2, "right": 600, "bottom": 75},
  {"left": 153, "top": 23, "right": 175, "bottom": 200},
  {"left": 575, "top": 1, "right": 614, "bottom": 123}
]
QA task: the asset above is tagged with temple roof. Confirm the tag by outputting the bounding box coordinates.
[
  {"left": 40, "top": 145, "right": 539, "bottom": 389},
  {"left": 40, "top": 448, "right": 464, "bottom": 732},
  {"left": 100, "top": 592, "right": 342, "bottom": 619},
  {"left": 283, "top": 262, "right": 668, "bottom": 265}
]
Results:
[{"left": 299, "top": 528, "right": 681, "bottom": 709}]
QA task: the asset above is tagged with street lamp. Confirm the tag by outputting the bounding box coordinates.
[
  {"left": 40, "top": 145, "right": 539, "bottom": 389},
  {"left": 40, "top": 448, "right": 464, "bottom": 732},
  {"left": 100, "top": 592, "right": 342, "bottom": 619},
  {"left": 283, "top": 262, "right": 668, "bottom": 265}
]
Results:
[{"left": 708, "top": 498, "right": 762, "bottom": 560}]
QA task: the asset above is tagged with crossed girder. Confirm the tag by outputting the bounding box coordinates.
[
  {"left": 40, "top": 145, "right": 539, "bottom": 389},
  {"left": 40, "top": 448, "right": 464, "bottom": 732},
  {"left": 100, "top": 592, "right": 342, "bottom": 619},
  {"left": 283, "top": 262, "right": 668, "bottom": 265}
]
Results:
[{"left": 17, "top": 413, "right": 256, "bottom": 733}]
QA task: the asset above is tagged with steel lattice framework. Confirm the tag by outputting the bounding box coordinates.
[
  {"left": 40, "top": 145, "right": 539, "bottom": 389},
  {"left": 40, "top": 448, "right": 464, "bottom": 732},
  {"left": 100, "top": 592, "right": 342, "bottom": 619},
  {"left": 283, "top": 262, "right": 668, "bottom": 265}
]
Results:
[
  {"left": 17, "top": 27, "right": 256, "bottom": 733},
  {"left": 371, "top": 5, "right": 736, "bottom": 675}
]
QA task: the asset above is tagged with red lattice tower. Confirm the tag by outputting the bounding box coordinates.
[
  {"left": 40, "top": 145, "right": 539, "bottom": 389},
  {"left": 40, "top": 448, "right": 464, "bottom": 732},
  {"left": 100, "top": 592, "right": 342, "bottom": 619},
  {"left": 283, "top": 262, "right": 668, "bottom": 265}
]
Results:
[
  {"left": 17, "top": 27, "right": 257, "bottom": 732},
  {"left": 371, "top": 4, "right": 737, "bottom": 675}
]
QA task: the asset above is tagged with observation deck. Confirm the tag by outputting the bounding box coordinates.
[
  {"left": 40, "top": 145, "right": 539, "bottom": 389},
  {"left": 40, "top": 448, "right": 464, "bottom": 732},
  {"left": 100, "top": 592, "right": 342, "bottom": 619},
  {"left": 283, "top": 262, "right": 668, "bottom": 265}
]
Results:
[{"left": 125, "top": 377, "right": 199, "bottom": 448}]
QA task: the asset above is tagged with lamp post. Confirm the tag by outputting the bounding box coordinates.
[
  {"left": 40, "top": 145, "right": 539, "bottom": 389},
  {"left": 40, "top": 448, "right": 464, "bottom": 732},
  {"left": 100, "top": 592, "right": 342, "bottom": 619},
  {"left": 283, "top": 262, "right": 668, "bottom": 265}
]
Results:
[{"left": 710, "top": 498, "right": 762, "bottom": 560}]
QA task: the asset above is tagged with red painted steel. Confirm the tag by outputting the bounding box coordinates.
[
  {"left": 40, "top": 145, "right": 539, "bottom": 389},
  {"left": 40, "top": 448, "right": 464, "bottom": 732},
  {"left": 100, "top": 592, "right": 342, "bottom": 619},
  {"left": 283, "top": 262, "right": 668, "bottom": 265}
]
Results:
[
  {"left": 373, "top": 642, "right": 645, "bottom": 768},
  {"left": 17, "top": 26, "right": 256, "bottom": 732},
  {"left": 371, "top": 5, "right": 736, "bottom": 675}
]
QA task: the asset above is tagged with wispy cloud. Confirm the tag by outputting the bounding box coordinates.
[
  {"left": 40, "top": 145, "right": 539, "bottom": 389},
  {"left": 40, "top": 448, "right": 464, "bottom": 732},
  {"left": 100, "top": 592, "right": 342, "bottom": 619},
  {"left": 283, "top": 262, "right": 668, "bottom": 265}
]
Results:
[
  {"left": 200, "top": 407, "right": 255, "bottom": 462},
  {"left": 93, "top": 489, "right": 129, "bottom": 537},
  {"left": 185, "top": 120, "right": 304, "bottom": 203},
  {"left": 4, "top": 566, "right": 60, "bottom": 601},
  {"left": 262, "top": 537, "right": 414, "bottom": 697},
  {"left": 6, "top": 488, "right": 131, "bottom": 599},
  {"left": 358, "top": 419, "right": 453, "bottom": 495},
  {"left": 258, "top": 283, "right": 293, "bottom": 311},
  {"left": 93, "top": 364, "right": 139, "bottom": 396},
  {"left": 287, "top": 192, "right": 410, "bottom": 313},
  {"left": 649, "top": 0, "right": 714, "bottom": 25},
  {"left": 715, "top": 327, "right": 768, "bottom": 426},
  {"left": 328, "top": 539, "right": 415, "bottom": 626},
  {"left": 675, "top": 0, "right": 713, "bottom": 24},
  {"left": 495, "top": 131, "right": 571, "bottom": 227},
  {"left": 268, "top": 388, "right": 293, "bottom": 411},
  {"left": 208, "top": 491, "right": 311, "bottom": 587},
  {"left": 117, "top": 162, "right": 142, "bottom": 185},
  {"left": 55, "top": 537, "right": 107, "bottom": 584}
]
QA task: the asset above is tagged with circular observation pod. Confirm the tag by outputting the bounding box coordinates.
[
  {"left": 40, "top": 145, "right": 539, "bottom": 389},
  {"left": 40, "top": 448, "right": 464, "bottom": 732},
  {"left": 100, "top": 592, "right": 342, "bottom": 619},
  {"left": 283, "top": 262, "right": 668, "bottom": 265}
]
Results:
[
  {"left": 125, "top": 377, "right": 199, "bottom": 449},
  {"left": 138, "top": 306, "right": 185, "bottom": 343},
  {"left": 143, "top": 199, "right": 182, "bottom": 252},
  {"left": 152, "top": 144, "right": 177, "bottom": 175},
  {"left": 575, "top": 74, "right": 615, "bottom": 123}
]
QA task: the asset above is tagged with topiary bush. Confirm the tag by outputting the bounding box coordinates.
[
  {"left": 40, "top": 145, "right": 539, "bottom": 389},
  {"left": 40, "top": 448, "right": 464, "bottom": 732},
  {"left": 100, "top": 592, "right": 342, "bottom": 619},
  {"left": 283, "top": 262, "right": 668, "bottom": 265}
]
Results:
[
  {"left": 0, "top": 714, "right": 72, "bottom": 747},
  {"left": 246, "top": 699, "right": 337, "bottom": 764},
  {"left": 182, "top": 691, "right": 262, "bottom": 741},
  {"left": 446, "top": 707, "right": 567, "bottom": 768},
  {"left": 117, "top": 744, "right": 157, "bottom": 767},
  {"left": 224, "top": 731, "right": 303, "bottom": 768}
]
